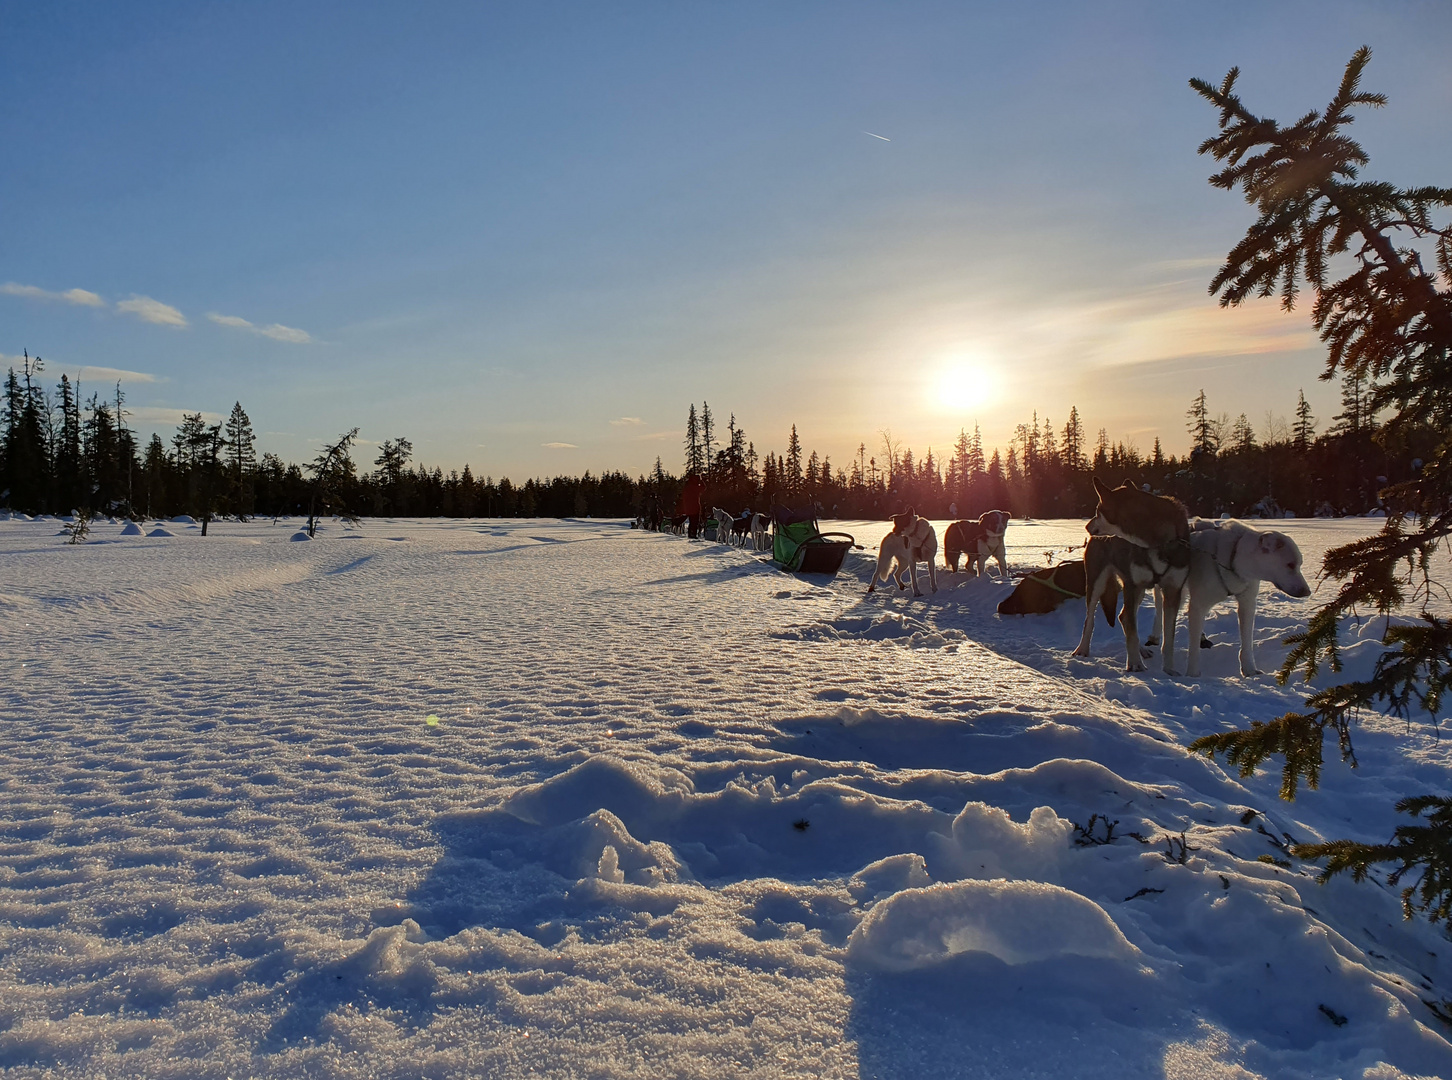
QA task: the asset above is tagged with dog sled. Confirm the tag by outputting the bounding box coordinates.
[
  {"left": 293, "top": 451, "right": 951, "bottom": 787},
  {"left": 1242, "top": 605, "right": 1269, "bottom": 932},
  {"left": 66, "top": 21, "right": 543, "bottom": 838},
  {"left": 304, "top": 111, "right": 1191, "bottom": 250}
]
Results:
[{"left": 770, "top": 506, "right": 855, "bottom": 576}]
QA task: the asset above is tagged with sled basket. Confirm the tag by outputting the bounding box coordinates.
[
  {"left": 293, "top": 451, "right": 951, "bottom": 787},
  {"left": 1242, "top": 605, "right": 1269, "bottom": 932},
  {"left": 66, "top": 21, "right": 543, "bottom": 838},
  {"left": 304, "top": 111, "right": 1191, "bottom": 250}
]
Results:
[{"left": 771, "top": 517, "right": 854, "bottom": 576}]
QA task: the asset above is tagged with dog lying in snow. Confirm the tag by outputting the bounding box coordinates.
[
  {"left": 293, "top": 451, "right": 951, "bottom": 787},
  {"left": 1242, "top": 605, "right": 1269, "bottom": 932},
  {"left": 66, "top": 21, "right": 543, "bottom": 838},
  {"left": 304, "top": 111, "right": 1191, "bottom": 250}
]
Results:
[
  {"left": 867, "top": 507, "right": 938, "bottom": 597},
  {"left": 1150, "top": 519, "right": 1311, "bottom": 677},
  {"left": 997, "top": 559, "right": 1119, "bottom": 626},
  {"left": 944, "top": 510, "right": 1010, "bottom": 578},
  {"left": 1073, "top": 478, "right": 1190, "bottom": 673}
]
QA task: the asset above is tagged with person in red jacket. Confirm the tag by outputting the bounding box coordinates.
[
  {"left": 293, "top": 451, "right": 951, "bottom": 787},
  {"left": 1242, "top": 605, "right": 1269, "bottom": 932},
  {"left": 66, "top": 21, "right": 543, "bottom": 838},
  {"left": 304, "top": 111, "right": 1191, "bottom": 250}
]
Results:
[{"left": 676, "top": 473, "right": 705, "bottom": 538}]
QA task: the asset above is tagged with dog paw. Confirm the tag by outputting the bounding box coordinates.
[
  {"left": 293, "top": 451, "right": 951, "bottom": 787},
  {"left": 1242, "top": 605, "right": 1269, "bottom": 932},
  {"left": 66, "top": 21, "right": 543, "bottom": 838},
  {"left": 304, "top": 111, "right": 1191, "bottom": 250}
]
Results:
[
  {"left": 1143, "top": 635, "right": 1159, "bottom": 647},
  {"left": 1138, "top": 647, "right": 1153, "bottom": 660}
]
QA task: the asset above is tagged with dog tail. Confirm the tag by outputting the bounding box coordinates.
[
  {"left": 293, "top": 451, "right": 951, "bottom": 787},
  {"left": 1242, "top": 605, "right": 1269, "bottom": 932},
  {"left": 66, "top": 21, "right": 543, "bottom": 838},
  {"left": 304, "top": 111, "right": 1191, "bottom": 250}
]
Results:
[{"left": 1101, "top": 580, "right": 1120, "bottom": 627}]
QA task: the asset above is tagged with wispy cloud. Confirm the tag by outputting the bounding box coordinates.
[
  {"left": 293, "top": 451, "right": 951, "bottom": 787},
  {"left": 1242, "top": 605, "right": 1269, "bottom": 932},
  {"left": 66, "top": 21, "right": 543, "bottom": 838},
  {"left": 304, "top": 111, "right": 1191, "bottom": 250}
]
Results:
[
  {"left": 129, "top": 406, "right": 222, "bottom": 428},
  {"left": 1, "top": 282, "right": 105, "bottom": 307},
  {"left": 634, "top": 429, "right": 680, "bottom": 442},
  {"left": 0, "top": 357, "right": 159, "bottom": 385},
  {"left": 541, "top": 442, "right": 578, "bottom": 449},
  {"left": 117, "top": 295, "right": 187, "bottom": 327},
  {"left": 208, "top": 312, "right": 313, "bottom": 343},
  {"left": 68, "top": 366, "right": 159, "bottom": 384},
  {"left": 610, "top": 416, "right": 645, "bottom": 427}
]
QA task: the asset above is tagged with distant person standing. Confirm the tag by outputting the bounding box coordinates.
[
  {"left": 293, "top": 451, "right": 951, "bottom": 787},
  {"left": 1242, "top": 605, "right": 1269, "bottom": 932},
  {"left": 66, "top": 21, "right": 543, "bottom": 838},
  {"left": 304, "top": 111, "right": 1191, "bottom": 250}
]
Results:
[{"left": 676, "top": 473, "right": 705, "bottom": 538}]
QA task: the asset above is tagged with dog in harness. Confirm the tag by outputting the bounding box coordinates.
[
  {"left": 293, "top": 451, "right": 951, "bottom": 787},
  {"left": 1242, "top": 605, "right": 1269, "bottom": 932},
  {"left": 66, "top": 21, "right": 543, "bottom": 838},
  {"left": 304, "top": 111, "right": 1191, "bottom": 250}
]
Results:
[
  {"left": 996, "top": 559, "right": 1120, "bottom": 625},
  {"left": 868, "top": 507, "right": 939, "bottom": 597},
  {"left": 1168, "top": 519, "right": 1311, "bottom": 677},
  {"left": 1072, "top": 478, "right": 1190, "bottom": 673}
]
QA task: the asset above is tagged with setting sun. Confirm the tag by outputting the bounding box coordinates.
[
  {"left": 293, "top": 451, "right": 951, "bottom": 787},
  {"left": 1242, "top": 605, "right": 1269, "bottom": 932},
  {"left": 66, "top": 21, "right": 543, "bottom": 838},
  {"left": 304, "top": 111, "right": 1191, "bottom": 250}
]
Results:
[{"left": 931, "top": 354, "right": 1003, "bottom": 415}]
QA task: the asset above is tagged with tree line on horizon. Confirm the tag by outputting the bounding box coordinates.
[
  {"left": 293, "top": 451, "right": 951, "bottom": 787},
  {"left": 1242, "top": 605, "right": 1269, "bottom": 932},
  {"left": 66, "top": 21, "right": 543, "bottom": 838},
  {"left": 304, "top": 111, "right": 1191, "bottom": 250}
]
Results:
[{"left": 1, "top": 350, "right": 1428, "bottom": 524}]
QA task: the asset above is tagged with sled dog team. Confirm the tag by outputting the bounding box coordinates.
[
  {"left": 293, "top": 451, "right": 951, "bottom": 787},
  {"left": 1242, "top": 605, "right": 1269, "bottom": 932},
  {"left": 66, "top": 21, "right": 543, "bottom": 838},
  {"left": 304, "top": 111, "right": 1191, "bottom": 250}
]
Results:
[{"left": 867, "top": 479, "right": 1311, "bottom": 678}]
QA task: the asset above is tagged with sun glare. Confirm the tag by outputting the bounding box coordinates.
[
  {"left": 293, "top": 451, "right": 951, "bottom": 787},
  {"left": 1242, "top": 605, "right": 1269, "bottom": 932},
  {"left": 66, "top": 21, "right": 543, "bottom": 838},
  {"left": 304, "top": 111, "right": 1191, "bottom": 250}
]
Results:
[{"left": 931, "top": 355, "right": 1002, "bottom": 415}]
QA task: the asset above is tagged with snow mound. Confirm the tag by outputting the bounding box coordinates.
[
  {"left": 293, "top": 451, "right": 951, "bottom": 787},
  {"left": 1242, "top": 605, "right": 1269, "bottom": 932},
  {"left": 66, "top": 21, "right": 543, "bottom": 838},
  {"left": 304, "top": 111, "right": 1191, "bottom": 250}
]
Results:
[
  {"left": 119, "top": 521, "right": 143, "bottom": 536},
  {"left": 289, "top": 530, "right": 312, "bottom": 541},
  {"left": 930, "top": 802, "right": 1073, "bottom": 882},
  {"left": 847, "top": 878, "right": 1140, "bottom": 971},
  {"left": 146, "top": 527, "right": 175, "bottom": 537},
  {"left": 171, "top": 515, "right": 196, "bottom": 523}
]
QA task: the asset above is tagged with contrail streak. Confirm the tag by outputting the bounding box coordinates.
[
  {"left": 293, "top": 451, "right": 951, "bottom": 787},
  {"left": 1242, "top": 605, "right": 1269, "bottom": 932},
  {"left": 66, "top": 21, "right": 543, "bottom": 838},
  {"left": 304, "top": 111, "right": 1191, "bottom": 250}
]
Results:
[{"left": 863, "top": 131, "right": 891, "bottom": 141}]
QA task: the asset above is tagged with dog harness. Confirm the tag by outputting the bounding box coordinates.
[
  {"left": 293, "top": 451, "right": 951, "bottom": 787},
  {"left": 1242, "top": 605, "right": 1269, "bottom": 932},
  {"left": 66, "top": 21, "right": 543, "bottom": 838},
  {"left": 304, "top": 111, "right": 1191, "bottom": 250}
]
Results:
[
  {"left": 1032, "top": 569, "right": 1084, "bottom": 598},
  {"left": 1211, "top": 532, "right": 1250, "bottom": 595}
]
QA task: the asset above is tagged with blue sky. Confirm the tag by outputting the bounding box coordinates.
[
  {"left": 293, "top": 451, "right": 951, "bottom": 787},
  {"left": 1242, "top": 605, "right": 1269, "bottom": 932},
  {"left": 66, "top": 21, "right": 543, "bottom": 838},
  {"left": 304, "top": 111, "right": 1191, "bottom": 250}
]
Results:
[{"left": 3, "top": 2, "right": 1450, "bottom": 479}]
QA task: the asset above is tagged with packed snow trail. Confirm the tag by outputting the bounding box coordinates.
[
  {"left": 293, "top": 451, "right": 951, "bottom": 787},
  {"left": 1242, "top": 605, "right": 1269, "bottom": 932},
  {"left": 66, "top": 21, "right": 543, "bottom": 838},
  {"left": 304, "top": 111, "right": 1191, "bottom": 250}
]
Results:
[{"left": 0, "top": 514, "right": 1448, "bottom": 1078}]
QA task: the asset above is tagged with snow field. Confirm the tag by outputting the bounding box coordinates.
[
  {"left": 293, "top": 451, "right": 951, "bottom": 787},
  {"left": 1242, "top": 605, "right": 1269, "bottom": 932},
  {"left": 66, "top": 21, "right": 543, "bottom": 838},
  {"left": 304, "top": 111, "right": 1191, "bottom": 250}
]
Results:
[{"left": 0, "top": 514, "right": 1449, "bottom": 1078}]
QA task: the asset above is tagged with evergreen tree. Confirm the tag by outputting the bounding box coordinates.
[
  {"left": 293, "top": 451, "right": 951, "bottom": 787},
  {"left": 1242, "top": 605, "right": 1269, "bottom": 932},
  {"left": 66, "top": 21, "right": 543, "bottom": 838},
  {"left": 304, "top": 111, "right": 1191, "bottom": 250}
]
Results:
[
  {"left": 1, "top": 353, "right": 50, "bottom": 512},
  {"left": 54, "top": 374, "right": 82, "bottom": 511},
  {"left": 307, "top": 428, "right": 359, "bottom": 536},
  {"left": 375, "top": 437, "right": 414, "bottom": 514},
  {"left": 1292, "top": 390, "right": 1316, "bottom": 452},
  {"left": 1333, "top": 371, "right": 1372, "bottom": 436},
  {"left": 1189, "top": 49, "right": 1452, "bottom": 920},
  {"left": 82, "top": 393, "right": 121, "bottom": 513},
  {"left": 785, "top": 425, "right": 803, "bottom": 495},
  {"left": 700, "top": 401, "right": 715, "bottom": 477},
  {"left": 143, "top": 434, "right": 166, "bottom": 518},
  {"left": 1230, "top": 413, "right": 1257, "bottom": 453},
  {"left": 684, "top": 404, "right": 703, "bottom": 476},
  {"left": 113, "top": 382, "right": 136, "bottom": 514},
  {"left": 1062, "top": 407, "right": 1085, "bottom": 473},
  {"left": 1187, "top": 389, "right": 1217, "bottom": 457},
  {"left": 191, "top": 422, "right": 224, "bottom": 534},
  {"left": 224, "top": 402, "right": 257, "bottom": 519}
]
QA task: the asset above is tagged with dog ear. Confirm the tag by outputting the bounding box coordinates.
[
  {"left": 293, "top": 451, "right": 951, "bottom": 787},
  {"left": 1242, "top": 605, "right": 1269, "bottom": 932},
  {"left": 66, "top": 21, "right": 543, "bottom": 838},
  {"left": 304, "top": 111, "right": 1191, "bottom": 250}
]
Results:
[
  {"left": 905, "top": 506, "right": 914, "bottom": 518},
  {"left": 1092, "top": 477, "right": 1110, "bottom": 498},
  {"left": 1122, "top": 477, "right": 1135, "bottom": 490}
]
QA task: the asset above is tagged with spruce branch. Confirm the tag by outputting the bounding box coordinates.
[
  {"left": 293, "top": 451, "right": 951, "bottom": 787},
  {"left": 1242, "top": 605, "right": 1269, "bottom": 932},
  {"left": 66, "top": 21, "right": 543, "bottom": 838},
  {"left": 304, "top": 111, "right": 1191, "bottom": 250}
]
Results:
[{"left": 1293, "top": 796, "right": 1452, "bottom": 922}]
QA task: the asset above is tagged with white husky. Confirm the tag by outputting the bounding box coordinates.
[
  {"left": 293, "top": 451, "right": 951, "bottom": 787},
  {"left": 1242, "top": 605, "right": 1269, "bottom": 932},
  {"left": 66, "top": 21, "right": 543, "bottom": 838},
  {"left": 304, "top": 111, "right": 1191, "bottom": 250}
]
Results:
[
  {"left": 712, "top": 507, "right": 738, "bottom": 545},
  {"left": 1156, "top": 519, "right": 1312, "bottom": 677}
]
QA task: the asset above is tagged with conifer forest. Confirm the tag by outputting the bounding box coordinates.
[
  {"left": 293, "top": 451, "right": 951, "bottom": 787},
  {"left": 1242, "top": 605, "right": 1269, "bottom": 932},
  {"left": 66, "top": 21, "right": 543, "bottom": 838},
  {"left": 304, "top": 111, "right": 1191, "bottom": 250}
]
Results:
[{"left": 1, "top": 360, "right": 1427, "bottom": 525}]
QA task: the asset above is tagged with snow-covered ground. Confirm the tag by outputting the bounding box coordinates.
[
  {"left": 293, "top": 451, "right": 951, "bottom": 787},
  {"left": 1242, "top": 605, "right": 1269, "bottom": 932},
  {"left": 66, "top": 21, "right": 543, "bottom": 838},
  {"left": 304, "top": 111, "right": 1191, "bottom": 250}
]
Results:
[{"left": 1, "top": 513, "right": 1450, "bottom": 1079}]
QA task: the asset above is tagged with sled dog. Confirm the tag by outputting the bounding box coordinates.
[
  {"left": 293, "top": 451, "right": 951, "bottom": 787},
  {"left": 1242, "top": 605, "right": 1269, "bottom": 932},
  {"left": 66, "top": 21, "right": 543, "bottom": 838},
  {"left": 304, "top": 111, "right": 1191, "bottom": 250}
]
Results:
[
  {"left": 712, "top": 507, "right": 738, "bottom": 545},
  {"left": 750, "top": 513, "right": 771, "bottom": 552},
  {"left": 1170, "top": 519, "right": 1312, "bottom": 677},
  {"left": 1074, "top": 478, "right": 1191, "bottom": 673},
  {"left": 944, "top": 510, "right": 1010, "bottom": 577},
  {"left": 997, "top": 559, "right": 1119, "bottom": 625},
  {"left": 868, "top": 507, "right": 939, "bottom": 597},
  {"left": 730, "top": 512, "right": 754, "bottom": 546}
]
